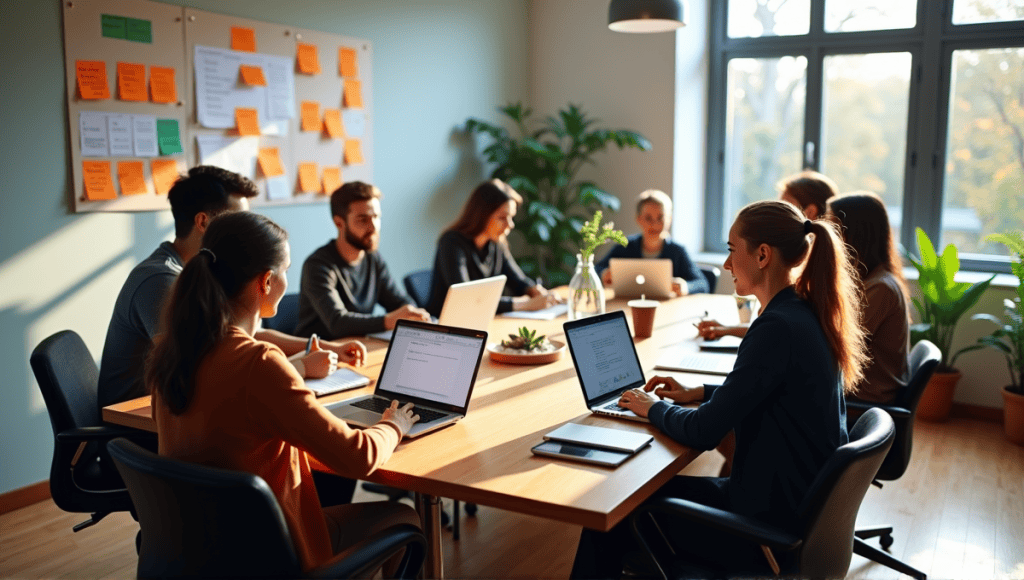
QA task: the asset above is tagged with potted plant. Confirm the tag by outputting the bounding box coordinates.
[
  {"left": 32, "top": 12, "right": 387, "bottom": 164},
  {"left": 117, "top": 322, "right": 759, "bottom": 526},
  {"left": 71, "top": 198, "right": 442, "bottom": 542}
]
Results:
[
  {"left": 906, "top": 227, "right": 995, "bottom": 421},
  {"left": 569, "top": 210, "right": 627, "bottom": 320},
  {"left": 465, "top": 103, "right": 650, "bottom": 285},
  {"left": 967, "top": 231, "right": 1024, "bottom": 444}
]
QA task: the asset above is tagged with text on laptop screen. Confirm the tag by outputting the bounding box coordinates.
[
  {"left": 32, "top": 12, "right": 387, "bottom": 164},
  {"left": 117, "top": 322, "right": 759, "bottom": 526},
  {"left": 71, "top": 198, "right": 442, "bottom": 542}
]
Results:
[
  {"left": 377, "top": 326, "right": 485, "bottom": 406},
  {"left": 566, "top": 316, "right": 645, "bottom": 401}
]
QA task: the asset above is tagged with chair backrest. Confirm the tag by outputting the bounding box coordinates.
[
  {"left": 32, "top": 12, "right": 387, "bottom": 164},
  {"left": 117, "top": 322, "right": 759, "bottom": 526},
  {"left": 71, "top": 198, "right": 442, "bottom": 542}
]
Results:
[
  {"left": 878, "top": 339, "right": 941, "bottom": 481},
  {"left": 107, "top": 438, "right": 304, "bottom": 579},
  {"left": 794, "top": 408, "right": 894, "bottom": 577},
  {"left": 30, "top": 330, "right": 101, "bottom": 437},
  {"left": 262, "top": 293, "right": 299, "bottom": 335},
  {"left": 699, "top": 266, "right": 720, "bottom": 294},
  {"left": 403, "top": 269, "right": 433, "bottom": 308}
]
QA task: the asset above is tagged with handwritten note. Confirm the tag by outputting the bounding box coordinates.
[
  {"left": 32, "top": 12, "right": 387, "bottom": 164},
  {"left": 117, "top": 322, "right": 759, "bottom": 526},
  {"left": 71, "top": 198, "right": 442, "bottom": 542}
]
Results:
[
  {"left": 76, "top": 61, "right": 110, "bottom": 100},
  {"left": 82, "top": 161, "right": 117, "bottom": 200},
  {"left": 156, "top": 119, "right": 183, "bottom": 155},
  {"left": 116, "top": 62, "right": 147, "bottom": 101},
  {"left": 132, "top": 115, "right": 158, "bottom": 157},
  {"left": 339, "top": 47, "right": 358, "bottom": 78},
  {"left": 149, "top": 66, "right": 177, "bottom": 103},
  {"left": 297, "top": 43, "right": 320, "bottom": 74},
  {"left": 344, "top": 139, "right": 364, "bottom": 165},
  {"left": 101, "top": 14, "right": 127, "bottom": 39},
  {"left": 231, "top": 27, "right": 256, "bottom": 52},
  {"left": 343, "top": 79, "right": 363, "bottom": 108},
  {"left": 126, "top": 18, "right": 152, "bottom": 43},
  {"left": 117, "top": 161, "right": 147, "bottom": 196},
  {"left": 324, "top": 109, "right": 344, "bottom": 138},
  {"left": 298, "top": 162, "right": 319, "bottom": 193},
  {"left": 107, "top": 114, "right": 134, "bottom": 157},
  {"left": 151, "top": 159, "right": 179, "bottom": 195},
  {"left": 239, "top": 64, "right": 267, "bottom": 86},
  {"left": 301, "top": 101, "right": 322, "bottom": 132},
  {"left": 79, "top": 111, "right": 109, "bottom": 157},
  {"left": 258, "top": 147, "right": 285, "bottom": 177},
  {"left": 322, "top": 166, "right": 342, "bottom": 194},
  {"left": 235, "top": 107, "right": 260, "bottom": 136}
]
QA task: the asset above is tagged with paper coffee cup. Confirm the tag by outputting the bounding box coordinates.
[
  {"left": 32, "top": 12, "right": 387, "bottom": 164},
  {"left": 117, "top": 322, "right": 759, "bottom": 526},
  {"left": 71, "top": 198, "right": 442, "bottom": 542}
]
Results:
[{"left": 628, "top": 296, "right": 658, "bottom": 338}]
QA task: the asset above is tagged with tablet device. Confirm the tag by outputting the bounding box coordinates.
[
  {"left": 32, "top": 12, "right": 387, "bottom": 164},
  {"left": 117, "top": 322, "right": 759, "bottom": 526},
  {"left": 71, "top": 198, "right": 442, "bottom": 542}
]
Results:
[
  {"left": 530, "top": 441, "right": 633, "bottom": 467},
  {"left": 543, "top": 423, "right": 653, "bottom": 454}
]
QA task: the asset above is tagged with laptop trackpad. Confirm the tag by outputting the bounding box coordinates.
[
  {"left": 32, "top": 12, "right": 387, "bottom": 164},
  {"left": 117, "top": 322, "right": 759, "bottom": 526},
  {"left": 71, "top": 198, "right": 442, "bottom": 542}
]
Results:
[{"left": 339, "top": 410, "right": 380, "bottom": 425}]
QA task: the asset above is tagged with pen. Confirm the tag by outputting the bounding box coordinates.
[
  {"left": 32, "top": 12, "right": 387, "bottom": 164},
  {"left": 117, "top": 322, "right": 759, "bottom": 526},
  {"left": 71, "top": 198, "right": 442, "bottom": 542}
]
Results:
[{"left": 305, "top": 333, "right": 318, "bottom": 355}]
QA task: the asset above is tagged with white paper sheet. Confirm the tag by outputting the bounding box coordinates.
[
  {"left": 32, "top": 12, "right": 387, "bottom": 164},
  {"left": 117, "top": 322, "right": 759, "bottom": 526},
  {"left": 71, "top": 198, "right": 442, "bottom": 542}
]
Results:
[
  {"left": 501, "top": 303, "right": 569, "bottom": 320},
  {"left": 107, "top": 114, "right": 134, "bottom": 157},
  {"left": 342, "top": 109, "right": 366, "bottom": 137},
  {"left": 194, "top": 45, "right": 295, "bottom": 130},
  {"left": 265, "top": 174, "right": 291, "bottom": 200},
  {"left": 264, "top": 54, "right": 295, "bottom": 121},
  {"left": 79, "top": 111, "right": 109, "bottom": 157},
  {"left": 195, "top": 134, "right": 258, "bottom": 180},
  {"left": 132, "top": 115, "right": 159, "bottom": 157}
]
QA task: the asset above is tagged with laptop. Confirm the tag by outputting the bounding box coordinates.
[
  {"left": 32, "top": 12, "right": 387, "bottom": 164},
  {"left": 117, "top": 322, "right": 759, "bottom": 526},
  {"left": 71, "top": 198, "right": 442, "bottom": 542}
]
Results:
[
  {"left": 563, "top": 310, "right": 651, "bottom": 423},
  {"left": 327, "top": 319, "right": 487, "bottom": 438},
  {"left": 368, "top": 275, "right": 506, "bottom": 341},
  {"left": 609, "top": 258, "right": 674, "bottom": 299}
]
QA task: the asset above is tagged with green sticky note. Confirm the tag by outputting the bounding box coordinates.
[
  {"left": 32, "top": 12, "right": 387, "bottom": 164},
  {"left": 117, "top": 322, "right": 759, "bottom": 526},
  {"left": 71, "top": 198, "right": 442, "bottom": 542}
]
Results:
[
  {"left": 126, "top": 18, "right": 152, "bottom": 43},
  {"left": 156, "top": 119, "right": 183, "bottom": 155},
  {"left": 101, "top": 14, "right": 127, "bottom": 39}
]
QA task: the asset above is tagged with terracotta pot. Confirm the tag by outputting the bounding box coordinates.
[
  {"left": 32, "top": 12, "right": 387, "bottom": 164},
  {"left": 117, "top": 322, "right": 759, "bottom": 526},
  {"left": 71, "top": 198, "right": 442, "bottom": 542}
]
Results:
[
  {"left": 917, "top": 370, "right": 961, "bottom": 422},
  {"left": 1002, "top": 386, "right": 1024, "bottom": 446}
]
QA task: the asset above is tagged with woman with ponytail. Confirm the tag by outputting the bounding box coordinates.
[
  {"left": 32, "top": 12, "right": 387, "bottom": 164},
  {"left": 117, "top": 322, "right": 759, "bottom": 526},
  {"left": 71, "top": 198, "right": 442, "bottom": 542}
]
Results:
[
  {"left": 572, "top": 200, "right": 867, "bottom": 578},
  {"left": 147, "top": 212, "right": 421, "bottom": 573}
]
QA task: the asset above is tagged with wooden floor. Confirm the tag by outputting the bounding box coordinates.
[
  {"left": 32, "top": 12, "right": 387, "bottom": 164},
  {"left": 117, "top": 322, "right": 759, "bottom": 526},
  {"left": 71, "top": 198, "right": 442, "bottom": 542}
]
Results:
[{"left": 3, "top": 417, "right": 1022, "bottom": 579}]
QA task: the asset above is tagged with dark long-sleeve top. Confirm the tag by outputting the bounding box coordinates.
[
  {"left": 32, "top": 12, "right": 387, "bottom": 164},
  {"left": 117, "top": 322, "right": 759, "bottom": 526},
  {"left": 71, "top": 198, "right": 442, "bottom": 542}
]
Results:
[
  {"left": 296, "top": 240, "right": 412, "bottom": 338},
  {"left": 594, "top": 234, "right": 709, "bottom": 294},
  {"left": 426, "top": 230, "right": 534, "bottom": 317},
  {"left": 647, "top": 287, "right": 848, "bottom": 529}
]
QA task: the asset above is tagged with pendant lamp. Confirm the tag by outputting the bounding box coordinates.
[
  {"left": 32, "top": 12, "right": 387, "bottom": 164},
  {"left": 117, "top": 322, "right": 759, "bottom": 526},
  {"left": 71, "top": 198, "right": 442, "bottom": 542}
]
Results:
[{"left": 608, "top": 0, "right": 687, "bottom": 33}]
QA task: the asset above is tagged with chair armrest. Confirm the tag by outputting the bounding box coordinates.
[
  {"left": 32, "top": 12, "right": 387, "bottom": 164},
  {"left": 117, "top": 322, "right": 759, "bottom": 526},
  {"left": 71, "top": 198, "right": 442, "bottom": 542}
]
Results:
[
  {"left": 56, "top": 425, "right": 153, "bottom": 443},
  {"left": 846, "top": 401, "right": 911, "bottom": 419},
  {"left": 634, "top": 497, "right": 802, "bottom": 552},
  {"left": 308, "top": 523, "right": 425, "bottom": 579}
]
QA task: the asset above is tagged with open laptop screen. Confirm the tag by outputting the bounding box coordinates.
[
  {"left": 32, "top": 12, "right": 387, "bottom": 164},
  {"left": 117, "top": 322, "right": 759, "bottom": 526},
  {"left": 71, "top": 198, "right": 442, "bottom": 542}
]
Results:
[
  {"left": 564, "top": 312, "right": 646, "bottom": 404},
  {"left": 376, "top": 322, "right": 486, "bottom": 412}
]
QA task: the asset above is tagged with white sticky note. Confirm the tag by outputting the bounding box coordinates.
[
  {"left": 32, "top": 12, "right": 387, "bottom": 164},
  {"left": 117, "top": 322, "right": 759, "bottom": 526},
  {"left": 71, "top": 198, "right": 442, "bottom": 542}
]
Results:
[
  {"left": 342, "top": 109, "right": 366, "bottom": 137},
  {"left": 79, "top": 111, "right": 109, "bottom": 157},
  {"left": 107, "top": 114, "right": 134, "bottom": 157},
  {"left": 266, "top": 174, "right": 290, "bottom": 200},
  {"left": 132, "top": 115, "right": 159, "bottom": 157}
]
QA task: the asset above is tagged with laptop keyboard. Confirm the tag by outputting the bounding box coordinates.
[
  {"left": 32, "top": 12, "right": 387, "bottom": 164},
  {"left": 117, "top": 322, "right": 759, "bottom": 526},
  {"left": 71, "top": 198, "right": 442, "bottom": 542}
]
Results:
[{"left": 352, "top": 397, "right": 449, "bottom": 423}]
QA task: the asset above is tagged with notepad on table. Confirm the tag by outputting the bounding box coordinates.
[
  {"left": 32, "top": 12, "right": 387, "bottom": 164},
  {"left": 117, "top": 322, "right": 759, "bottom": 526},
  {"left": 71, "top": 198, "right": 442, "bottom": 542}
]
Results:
[
  {"left": 501, "top": 302, "right": 568, "bottom": 320},
  {"left": 654, "top": 351, "right": 736, "bottom": 375},
  {"left": 305, "top": 367, "right": 370, "bottom": 397}
]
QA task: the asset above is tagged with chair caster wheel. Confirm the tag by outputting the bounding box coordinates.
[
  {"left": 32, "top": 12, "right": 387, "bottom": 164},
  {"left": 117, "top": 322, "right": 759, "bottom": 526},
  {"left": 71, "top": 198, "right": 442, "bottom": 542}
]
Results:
[
  {"left": 880, "top": 533, "right": 894, "bottom": 549},
  {"left": 465, "top": 503, "right": 478, "bottom": 516}
]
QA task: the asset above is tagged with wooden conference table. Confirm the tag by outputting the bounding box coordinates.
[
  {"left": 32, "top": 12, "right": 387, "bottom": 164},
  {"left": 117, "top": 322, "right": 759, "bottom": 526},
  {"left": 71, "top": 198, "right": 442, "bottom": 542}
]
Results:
[{"left": 104, "top": 292, "right": 739, "bottom": 579}]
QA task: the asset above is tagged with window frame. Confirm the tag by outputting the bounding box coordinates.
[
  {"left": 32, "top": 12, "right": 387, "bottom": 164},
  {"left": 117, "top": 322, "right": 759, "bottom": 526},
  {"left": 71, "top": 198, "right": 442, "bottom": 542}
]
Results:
[{"left": 704, "top": 0, "right": 1023, "bottom": 273}]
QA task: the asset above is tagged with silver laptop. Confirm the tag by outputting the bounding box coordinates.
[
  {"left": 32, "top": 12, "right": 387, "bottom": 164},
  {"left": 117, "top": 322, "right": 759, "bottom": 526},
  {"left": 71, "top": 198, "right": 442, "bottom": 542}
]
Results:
[
  {"left": 609, "top": 258, "right": 673, "bottom": 299},
  {"left": 327, "top": 319, "right": 487, "bottom": 438},
  {"left": 563, "top": 310, "right": 651, "bottom": 423},
  {"left": 368, "top": 275, "right": 506, "bottom": 341}
]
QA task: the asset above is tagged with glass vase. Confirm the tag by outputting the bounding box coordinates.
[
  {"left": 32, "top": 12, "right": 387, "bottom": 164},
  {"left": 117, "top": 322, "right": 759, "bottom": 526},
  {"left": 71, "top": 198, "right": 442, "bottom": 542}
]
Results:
[{"left": 568, "top": 253, "right": 605, "bottom": 320}]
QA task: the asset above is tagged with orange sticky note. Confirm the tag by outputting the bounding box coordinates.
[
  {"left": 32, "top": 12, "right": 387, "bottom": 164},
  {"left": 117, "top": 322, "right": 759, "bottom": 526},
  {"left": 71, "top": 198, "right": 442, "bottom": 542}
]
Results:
[
  {"left": 297, "top": 43, "right": 320, "bottom": 75},
  {"left": 239, "top": 65, "right": 267, "bottom": 86},
  {"left": 117, "top": 161, "right": 147, "bottom": 196},
  {"left": 82, "top": 161, "right": 117, "bottom": 200},
  {"left": 339, "top": 47, "right": 358, "bottom": 78},
  {"left": 344, "top": 139, "right": 364, "bottom": 165},
  {"left": 300, "top": 101, "right": 321, "bottom": 132},
  {"left": 231, "top": 27, "right": 256, "bottom": 52},
  {"left": 116, "top": 62, "right": 147, "bottom": 102},
  {"left": 149, "top": 66, "right": 177, "bottom": 104},
  {"left": 151, "top": 160, "right": 179, "bottom": 195},
  {"left": 76, "top": 60, "right": 110, "bottom": 100},
  {"left": 322, "top": 166, "right": 342, "bottom": 195},
  {"left": 298, "top": 162, "right": 319, "bottom": 193},
  {"left": 323, "top": 109, "right": 344, "bottom": 138},
  {"left": 235, "top": 107, "right": 260, "bottom": 136},
  {"left": 343, "top": 79, "right": 363, "bottom": 108},
  {"left": 258, "top": 147, "right": 285, "bottom": 177}
]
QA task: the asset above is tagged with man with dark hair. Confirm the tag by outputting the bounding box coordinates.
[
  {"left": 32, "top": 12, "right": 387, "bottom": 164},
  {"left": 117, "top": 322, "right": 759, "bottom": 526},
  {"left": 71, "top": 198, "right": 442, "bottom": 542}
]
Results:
[{"left": 298, "top": 181, "right": 429, "bottom": 338}]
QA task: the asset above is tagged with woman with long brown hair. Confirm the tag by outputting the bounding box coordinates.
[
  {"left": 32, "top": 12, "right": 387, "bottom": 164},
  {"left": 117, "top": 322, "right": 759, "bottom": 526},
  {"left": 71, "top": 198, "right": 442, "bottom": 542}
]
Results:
[
  {"left": 425, "top": 178, "right": 561, "bottom": 317},
  {"left": 147, "top": 211, "right": 421, "bottom": 573},
  {"left": 572, "top": 200, "right": 868, "bottom": 577}
]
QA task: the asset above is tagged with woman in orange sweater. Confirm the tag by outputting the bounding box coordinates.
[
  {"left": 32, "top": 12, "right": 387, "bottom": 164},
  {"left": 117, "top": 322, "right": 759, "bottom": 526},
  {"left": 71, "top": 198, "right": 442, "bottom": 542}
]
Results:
[{"left": 146, "top": 211, "right": 421, "bottom": 572}]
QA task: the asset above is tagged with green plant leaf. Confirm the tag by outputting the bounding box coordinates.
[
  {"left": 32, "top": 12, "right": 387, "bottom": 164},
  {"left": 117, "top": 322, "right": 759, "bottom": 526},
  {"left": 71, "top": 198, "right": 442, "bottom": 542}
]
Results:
[
  {"left": 972, "top": 312, "right": 1005, "bottom": 326},
  {"left": 579, "top": 184, "right": 620, "bottom": 211},
  {"left": 915, "top": 227, "right": 938, "bottom": 270},
  {"left": 527, "top": 201, "right": 563, "bottom": 228},
  {"left": 936, "top": 243, "right": 960, "bottom": 293},
  {"left": 985, "top": 231, "right": 1024, "bottom": 257}
]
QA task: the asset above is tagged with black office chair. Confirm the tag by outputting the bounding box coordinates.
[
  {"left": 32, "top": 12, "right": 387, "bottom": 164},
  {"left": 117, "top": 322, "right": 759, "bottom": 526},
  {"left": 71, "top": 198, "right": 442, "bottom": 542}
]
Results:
[
  {"left": 107, "top": 438, "right": 426, "bottom": 579},
  {"left": 846, "top": 339, "right": 941, "bottom": 580},
  {"left": 402, "top": 269, "right": 433, "bottom": 308},
  {"left": 262, "top": 293, "right": 300, "bottom": 335},
  {"left": 630, "top": 408, "right": 895, "bottom": 579},
  {"left": 30, "top": 330, "right": 151, "bottom": 533},
  {"left": 698, "top": 266, "right": 720, "bottom": 294}
]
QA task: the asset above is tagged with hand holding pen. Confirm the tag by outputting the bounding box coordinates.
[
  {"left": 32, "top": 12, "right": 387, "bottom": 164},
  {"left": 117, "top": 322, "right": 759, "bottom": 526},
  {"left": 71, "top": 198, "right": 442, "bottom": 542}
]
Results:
[{"left": 299, "top": 334, "right": 338, "bottom": 379}]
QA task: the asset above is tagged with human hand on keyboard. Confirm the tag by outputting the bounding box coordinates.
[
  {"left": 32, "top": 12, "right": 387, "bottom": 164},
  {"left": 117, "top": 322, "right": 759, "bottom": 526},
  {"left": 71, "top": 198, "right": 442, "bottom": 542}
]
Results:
[
  {"left": 643, "top": 375, "right": 704, "bottom": 404},
  {"left": 381, "top": 400, "right": 420, "bottom": 438}
]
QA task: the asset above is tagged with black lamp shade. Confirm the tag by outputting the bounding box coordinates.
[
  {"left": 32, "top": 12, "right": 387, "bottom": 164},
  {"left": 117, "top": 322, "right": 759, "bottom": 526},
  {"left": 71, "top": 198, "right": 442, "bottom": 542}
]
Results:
[{"left": 608, "top": 0, "right": 687, "bottom": 33}]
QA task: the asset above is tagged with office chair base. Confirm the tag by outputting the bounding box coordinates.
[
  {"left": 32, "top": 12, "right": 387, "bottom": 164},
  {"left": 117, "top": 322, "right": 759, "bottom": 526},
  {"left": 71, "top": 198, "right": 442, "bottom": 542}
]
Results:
[
  {"left": 72, "top": 511, "right": 110, "bottom": 532},
  {"left": 854, "top": 537, "right": 926, "bottom": 580},
  {"left": 855, "top": 525, "right": 894, "bottom": 548}
]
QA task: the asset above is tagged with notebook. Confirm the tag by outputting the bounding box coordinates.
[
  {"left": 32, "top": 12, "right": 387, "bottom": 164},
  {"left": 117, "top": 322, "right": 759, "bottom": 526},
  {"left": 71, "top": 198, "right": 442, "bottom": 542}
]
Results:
[
  {"left": 654, "top": 351, "right": 737, "bottom": 375},
  {"left": 305, "top": 367, "right": 371, "bottom": 397},
  {"left": 609, "top": 258, "right": 673, "bottom": 299},
  {"left": 698, "top": 335, "right": 743, "bottom": 353},
  {"left": 563, "top": 310, "right": 651, "bottom": 423},
  {"left": 368, "top": 275, "right": 506, "bottom": 341},
  {"left": 327, "top": 319, "right": 487, "bottom": 438}
]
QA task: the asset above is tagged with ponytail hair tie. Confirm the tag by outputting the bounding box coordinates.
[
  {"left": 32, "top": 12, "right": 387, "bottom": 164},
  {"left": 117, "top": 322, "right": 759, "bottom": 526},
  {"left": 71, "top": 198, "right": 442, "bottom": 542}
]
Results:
[
  {"left": 803, "top": 220, "right": 813, "bottom": 235},
  {"left": 198, "top": 247, "right": 217, "bottom": 263}
]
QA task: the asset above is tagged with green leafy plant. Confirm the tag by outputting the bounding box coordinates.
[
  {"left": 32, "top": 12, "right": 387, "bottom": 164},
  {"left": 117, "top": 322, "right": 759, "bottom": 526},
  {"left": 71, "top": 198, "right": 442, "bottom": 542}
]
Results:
[
  {"left": 501, "top": 327, "right": 548, "bottom": 352},
  {"left": 465, "top": 102, "right": 651, "bottom": 285},
  {"left": 906, "top": 227, "right": 996, "bottom": 372},
  {"left": 579, "top": 210, "right": 628, "bottom": 264},
  {"left": 966, "top": 231, "right": 1024, "bottom": 393}
]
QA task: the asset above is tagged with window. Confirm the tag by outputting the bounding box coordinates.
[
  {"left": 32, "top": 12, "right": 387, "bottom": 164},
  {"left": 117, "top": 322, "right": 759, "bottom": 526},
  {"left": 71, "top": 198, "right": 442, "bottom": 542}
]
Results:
[{"left": 705, "top": 0, "right": 1024, "bottom": 270}]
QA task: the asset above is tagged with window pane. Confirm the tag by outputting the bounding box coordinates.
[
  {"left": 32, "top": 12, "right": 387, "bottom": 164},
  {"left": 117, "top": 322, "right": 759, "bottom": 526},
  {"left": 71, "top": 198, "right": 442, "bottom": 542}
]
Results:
[
  {"left": 825, "top": 0, "right": 917, "bottom": 32},
  {"left": 728, "top": 0, "right": 810, "bottom": 38},
  {"left": 952, "top": 0, "right": 1024, "bottom": 26},
  {"left": 941, "top": 47, "right": 1024, "bottom": 256},
  {"left": 723, "top": 57, "right": 807, "bottom": 239},
  {"left": 821, "top": 52, "right": 911, "bottom": 240}
]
